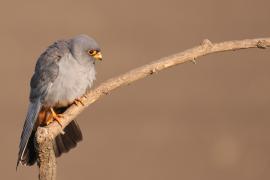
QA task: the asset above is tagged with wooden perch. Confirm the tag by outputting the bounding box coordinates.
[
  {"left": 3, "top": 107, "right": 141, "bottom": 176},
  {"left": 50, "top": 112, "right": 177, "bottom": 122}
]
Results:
[{"left": 35, "top": 38, "right": 270, "bottom": 180}]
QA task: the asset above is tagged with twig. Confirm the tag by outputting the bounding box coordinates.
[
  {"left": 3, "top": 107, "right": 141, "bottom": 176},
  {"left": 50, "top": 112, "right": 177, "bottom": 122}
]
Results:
[{"left": 35, "top": 38, "right": 270, "bottom": 180}]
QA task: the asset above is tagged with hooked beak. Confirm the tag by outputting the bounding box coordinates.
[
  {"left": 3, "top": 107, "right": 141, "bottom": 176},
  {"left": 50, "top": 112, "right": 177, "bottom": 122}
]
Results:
[{"left": 93, "top": 52, "right": 103, "bottom": 61}]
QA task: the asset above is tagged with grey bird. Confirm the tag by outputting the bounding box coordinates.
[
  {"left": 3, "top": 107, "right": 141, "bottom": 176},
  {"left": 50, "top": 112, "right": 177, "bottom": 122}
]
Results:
[{"left": 17, "top": 34, "right": 102, "bottom": 168}]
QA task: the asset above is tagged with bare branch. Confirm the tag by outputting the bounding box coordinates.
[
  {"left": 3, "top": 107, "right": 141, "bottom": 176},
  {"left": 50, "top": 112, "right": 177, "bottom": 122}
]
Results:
[
  {"left": 36, "top": 128, "right": 56, "bottom": 180},
  {"left": 35, "top": 37, "right": 270, "bottom": 179}
]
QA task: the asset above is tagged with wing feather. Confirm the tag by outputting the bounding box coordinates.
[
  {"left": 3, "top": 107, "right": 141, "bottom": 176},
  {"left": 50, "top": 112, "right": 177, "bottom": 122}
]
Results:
[
  {"left": 16, "top": 100, "right": 41, "bottom": 169},
  {"left": 17, "top": 40, "right": 70, "bottom": 168}
]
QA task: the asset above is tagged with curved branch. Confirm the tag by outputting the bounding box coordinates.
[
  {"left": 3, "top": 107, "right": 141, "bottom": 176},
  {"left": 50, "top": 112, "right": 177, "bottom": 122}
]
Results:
[
  {"left": 36, "top": 37, "right": 270, "bottom": 179},
  {"left": 46, "top": 38, "right": 270, "bottom": 137}
]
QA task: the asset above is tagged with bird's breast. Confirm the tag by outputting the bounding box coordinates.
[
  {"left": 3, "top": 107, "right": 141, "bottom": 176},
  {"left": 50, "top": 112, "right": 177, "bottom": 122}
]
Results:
[{"left": 43, "top": 55, "right": 96, "bottom": 107}]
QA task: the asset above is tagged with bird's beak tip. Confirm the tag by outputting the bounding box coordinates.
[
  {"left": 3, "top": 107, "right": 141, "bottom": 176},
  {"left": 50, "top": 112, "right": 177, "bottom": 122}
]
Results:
[{"left": 94, "top": 52, "right": 103, "bottom": 61}]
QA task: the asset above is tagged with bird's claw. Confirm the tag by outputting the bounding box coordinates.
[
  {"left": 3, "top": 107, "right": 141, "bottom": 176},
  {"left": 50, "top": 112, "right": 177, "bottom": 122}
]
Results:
[{"left": 46, "top": 107, "right": 64, "bottom": 127}]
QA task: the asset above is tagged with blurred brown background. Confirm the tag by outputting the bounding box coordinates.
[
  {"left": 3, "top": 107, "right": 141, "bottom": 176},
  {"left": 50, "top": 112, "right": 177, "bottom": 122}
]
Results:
[{"left": 1, "top": 0, "right": 270, "bottom": 179}]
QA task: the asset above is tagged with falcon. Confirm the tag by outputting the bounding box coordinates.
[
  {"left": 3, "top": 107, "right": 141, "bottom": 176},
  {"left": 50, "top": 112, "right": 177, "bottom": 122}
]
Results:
[{"left": 17, "top": 34, "right": 102, "bottom": 168}]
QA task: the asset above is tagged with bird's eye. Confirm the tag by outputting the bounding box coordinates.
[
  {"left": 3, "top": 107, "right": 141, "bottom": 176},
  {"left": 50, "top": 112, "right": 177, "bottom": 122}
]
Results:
[{"left": 88, "top": 50, "right": 97, "bottom": 56}]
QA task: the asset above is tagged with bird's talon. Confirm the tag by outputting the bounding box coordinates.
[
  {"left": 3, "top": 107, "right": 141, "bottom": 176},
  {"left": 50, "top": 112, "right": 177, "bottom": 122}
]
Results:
[
  {"left": 48, "top": 107, "right": 63, "bottom": 127},
  {"left": 45, "top": 118, "right": 53, "bottom": 126},
  {"left": 54, "top": 117, "right": 63, "bottom": 127}
]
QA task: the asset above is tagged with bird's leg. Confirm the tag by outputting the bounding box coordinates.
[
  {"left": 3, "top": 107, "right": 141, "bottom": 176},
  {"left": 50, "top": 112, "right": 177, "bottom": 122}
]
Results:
[
  {"left": 74, "top": 98, "right": 85, "bottom": 106},
  {"left": 38, "top": 110, "right": 47, "bottom": 126},
  {"left": 45, "top": 113, "right": 54, "bottom": 125},
  {"left": 46, "top": 107, "right": 64, "bottom": 127}
]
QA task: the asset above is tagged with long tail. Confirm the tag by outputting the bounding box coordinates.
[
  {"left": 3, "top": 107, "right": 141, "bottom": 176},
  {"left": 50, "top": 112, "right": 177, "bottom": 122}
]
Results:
[
  {"left": 17, "top": 105, "right": 83, "bottom": 169},
  {"left": 17, "top": 100, "right": 41, "bottom": 169},
  {"left": 52, "top": 107, "right": 83, "bottom": 157},
  {"left": 53, "top": 120, "right": 83, "bottom": 157}
]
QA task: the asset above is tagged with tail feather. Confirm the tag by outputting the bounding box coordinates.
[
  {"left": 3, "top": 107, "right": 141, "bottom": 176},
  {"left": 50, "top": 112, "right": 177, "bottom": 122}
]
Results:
[
  {"left": 20, "top": 133, "right": 37, "bottom": 166},
  {"left": 17, "top": 100, "right": 41, "bottom": 169},
  {"left": 53, "top": 120, "right": 83, "bottom": 157},
  {"left": 17, "top": 104, "right": 83, "bottom": 169}
]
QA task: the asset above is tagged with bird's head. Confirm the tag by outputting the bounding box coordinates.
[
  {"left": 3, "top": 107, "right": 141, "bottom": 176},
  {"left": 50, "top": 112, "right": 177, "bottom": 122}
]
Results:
[{"left": 70, "top": 34, "right": 102, "bottom": 63}]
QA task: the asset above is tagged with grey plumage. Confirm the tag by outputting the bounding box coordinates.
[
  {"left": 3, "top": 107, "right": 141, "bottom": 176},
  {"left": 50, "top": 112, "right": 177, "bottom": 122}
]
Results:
[
  {"left": 17, "top": 100, "right": 41, "bottom": 168},
  {"left": 17, "top": 35, "right": 101, "bottom": 168}
]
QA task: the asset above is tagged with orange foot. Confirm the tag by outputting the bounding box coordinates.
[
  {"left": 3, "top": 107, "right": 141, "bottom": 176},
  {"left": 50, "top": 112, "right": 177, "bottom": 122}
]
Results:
[
  {"left": 46, "top": 107, "right": 64, "bottom": 127},
  {"left": 74, "top": 98, "right": 85, "bottom": 106}
]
